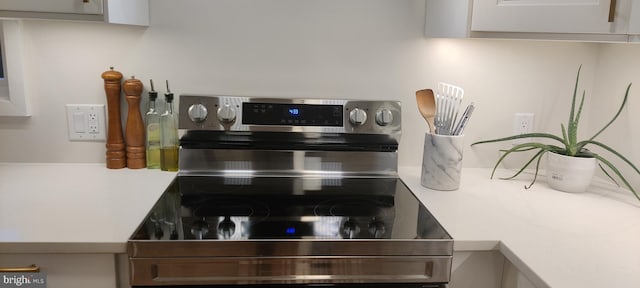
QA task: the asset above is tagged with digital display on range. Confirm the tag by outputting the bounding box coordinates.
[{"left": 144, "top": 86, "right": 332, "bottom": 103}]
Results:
[
  {"left": 242, "top": 103, "right": 343, "bottom": 126},
  {"left": 288, "top": 108, "right": 300, "bottom": 116}
]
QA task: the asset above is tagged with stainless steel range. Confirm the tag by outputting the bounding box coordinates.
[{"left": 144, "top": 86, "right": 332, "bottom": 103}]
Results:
[{"left": 128, "top": 96, "right": 453, "bottom": 287}]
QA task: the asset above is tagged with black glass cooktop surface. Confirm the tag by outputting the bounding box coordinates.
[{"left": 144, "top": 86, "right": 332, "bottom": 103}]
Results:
[{"left": 131, "top": 176, "right": 451, "bottom": 241}]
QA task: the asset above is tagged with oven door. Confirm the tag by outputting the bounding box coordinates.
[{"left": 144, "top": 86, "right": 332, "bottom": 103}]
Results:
[{"left": 130, "top": 256, "right": 451, "bottom": 287}]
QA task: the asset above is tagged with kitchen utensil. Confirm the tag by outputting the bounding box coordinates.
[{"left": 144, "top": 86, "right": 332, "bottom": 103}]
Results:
[
  {"left": 436, "top": 82, "right": 464, "bottom": 135},
  {"left": 452, "top": 102, "right": 475, "bottom": 136},
  {"left": 102, "top": 67, "right": 126, "bottom": 169},
  {"left": 124, "top": 76, "right": 146, "bottom": 169},
  {"left": 416, "top": 89, "right": 436, "bottom": 133}
]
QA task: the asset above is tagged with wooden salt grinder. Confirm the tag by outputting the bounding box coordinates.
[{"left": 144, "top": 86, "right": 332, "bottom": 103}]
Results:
[
  {"left": 101, "top": 67, "right": 126, "bottom": 169},
  {"left": 123, "top": 76, "right": 146, "bottom": 169}
]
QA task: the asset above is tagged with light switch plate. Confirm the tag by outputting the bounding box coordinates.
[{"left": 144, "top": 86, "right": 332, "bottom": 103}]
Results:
[{"left": 66, "top": 104, "right": 106, "bottom": 141}]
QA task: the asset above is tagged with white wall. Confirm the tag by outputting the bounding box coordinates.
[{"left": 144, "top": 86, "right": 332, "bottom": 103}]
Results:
[
  {"left": 0, "top": 0, "right": 613, "bottom": 173},
  {"left": 0, "top": 0, "right": 428, "bottom": 163},
  {"left": 589, "top": 44, "right": 640, "bottom": 193}
]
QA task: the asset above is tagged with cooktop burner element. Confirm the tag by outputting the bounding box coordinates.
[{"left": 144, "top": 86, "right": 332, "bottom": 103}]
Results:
[{"left": 127, "top": 96, "right": 452, "bottom": 287}]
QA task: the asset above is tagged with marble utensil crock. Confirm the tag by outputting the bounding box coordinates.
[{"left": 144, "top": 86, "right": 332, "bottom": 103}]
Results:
[{"left": 421, "top": 132, "right": 464, "bottom": 191}]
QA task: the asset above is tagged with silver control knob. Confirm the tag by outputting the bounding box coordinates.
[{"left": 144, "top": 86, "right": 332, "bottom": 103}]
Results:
[
  {"left": 190, "top": 218, "right": 210, "bottom": 240},
  {"left": 349, "top": 108, "right": 367, "bottom": 126},
  {"left": 368, "top": 220, "right": 386, "bottom": 239},
  {"left": 342, "top": 219, "right": 360, "bottom": 239},
  {"left": 375, "top": 108, "right": 393, "bottom": 126},
  {"left": 188, "top": 104, "right": 208, "bottom": 123},
  {"left": 217, "top": 104, "right": 237, "bottom": 123},
  {"left": 217, "top": 216, "right": 236, "bottom": 240}
]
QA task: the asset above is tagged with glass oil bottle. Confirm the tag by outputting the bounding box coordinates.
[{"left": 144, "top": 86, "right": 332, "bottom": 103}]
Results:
[
  {"left": 145, "top": 80, "right": 161, "bottom": 169},
  {"left": 160, "top": 80, "right": 179, "bottom": 171}
]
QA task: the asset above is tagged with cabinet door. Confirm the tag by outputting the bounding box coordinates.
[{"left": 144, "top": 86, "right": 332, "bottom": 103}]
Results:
[
  {"left": 0, "top": 0, "right": 147, "bottom": 26},
  {"left": 0, "top": 0, "right": 103, "bottom": 15},
  {"left": 449, "top": 251, "right": 505, "bottom": 288},
  {"left": 502, "top": 257, "right": 538, "bottom": 288},
  {"left": 0, "top": 254, "right": 116, "bottom": 288},
  {"left": 472, "top": 0, "right": 627, "bottom": 34}
]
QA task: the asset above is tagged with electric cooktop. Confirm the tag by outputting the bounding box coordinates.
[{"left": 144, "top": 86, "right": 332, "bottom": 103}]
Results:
[{"left": 131, "top": 176, "right": 451, "bottom": 241}]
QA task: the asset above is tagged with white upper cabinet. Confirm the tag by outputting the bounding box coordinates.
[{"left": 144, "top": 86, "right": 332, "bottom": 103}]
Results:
[
  {"left": 473, "top": 0, "right": 626, "bottom": 34},
  {"left": 0, "top": 0, "right": 104, "bottom": 15},
  {"left": 426, "top": 0, "right": 638, "bottom": 42},
  {"left": 0, "top": 0, "right": 148, "bottom": 26}
]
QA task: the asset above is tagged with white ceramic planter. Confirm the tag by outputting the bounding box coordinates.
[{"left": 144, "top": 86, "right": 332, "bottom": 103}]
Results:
[{"left": 546, "top": 151, "right": 597, "bottom": 193}]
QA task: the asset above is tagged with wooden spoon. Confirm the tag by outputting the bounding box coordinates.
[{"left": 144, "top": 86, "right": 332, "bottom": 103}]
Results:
[{"left": 416, "top": 89, "right": 436, "bottom": 133}]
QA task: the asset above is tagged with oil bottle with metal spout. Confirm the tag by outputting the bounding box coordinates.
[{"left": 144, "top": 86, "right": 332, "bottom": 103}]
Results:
[
  {"left": 160, "top": 80, "right": 178, "bottom": 171},
  {"left": 145, "top": 79, "right": 161, "bottom": 169}
]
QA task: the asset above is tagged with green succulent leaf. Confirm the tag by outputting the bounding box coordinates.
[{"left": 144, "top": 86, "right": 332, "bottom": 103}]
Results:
[
  {"left": 499, "top": 146, "right": 538, "bottom": 153},
  {"left": 568, "top": 90, "right": 585, "bottom": 148},
  {"left": 569, "top": 65, "right": 581, "bottom": 132},
  {"left": 560, "top": 124, "right": 577, "bottom": 156},
  {"left": 574, "top": 90, "right": 586, "bottom": 129},
  {"left": 589, "top": 83, "right": 632, "bottom": 141},
  {"left": 488, "top": 142, "right": 551, "bottom": 179},
  {"left": 578, "top": 140, "right": 640, "bottom": 175},
  {"left": 525, "top": 150, "right": 546, "bottom": 190},
  {"left": 599, "top": 163, "right": 620, "bottom": 188},
  {"left": 500, "top": 149, "right": 546, "bottom": 180},
  {"left": 594, "top": 155, "right": 640, "bottom": 201},
  {"left": 471, "top": 133, "right": 565, "bottom": 146}
]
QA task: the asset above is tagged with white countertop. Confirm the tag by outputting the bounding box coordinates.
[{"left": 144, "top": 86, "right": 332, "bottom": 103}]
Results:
[
  {"left": 0, "top": 163, "right": 176, "bottom": 253},
  {"left": 400, "top": 166, "right": 640, "bottom": 288},
  {"left": 1, "top": 163, "right": 639, "bottom": 287}
]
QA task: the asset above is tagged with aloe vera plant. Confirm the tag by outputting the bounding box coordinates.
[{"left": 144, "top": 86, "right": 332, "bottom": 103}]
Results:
[{"left": 471, "top": 66, "right": 640, "bottom": 201}]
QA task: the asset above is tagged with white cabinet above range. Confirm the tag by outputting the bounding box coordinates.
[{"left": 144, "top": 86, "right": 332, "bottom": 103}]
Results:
[
  {"left": 426, "top": 0, "right": 640, "bottom": 42},
  {"left": 0, "top": 0, "right": 148, "bottom": 26}
]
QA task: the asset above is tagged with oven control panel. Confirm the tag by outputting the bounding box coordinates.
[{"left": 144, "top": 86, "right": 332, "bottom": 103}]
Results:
[
  {"left": 178, "top": 95, "right": 401, "bottom": 135},
  {"left": 242, "top": 102, "right": 344, "bottom": 127}
]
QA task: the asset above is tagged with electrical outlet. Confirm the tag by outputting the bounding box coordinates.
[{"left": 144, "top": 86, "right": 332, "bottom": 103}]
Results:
[
  {"left": 66, "top": 104, "right": 106, "bottom": 141},
  {"left": 87, "top": 112, "right": 100, "bottom": 133},
  {"left": 513, "top": 113, "right": 534, "bottom": 145}
]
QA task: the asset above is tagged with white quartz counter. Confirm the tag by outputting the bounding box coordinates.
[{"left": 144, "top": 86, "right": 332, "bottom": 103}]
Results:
[
  {"left": 1, "top": 163, "right": 639, "bottom": 287},
  {"left": 400, "top": 166, "right": 640, "bottom": 288},
  {"left": 0, "top": 163, "right": 176, "bottom": 253}
]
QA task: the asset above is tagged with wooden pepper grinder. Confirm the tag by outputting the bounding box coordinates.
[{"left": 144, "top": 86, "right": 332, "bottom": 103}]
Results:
[
  {"left": 101, "top": 67, "right": 126, "bottom": 169},
  {"left": 123, "top": 76, "right": 146, "bottom": 169}
]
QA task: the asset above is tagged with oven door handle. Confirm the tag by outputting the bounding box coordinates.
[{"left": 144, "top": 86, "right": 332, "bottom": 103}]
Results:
[{"left": 0, "top": 264, "right": 40, "bottom": 273}]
